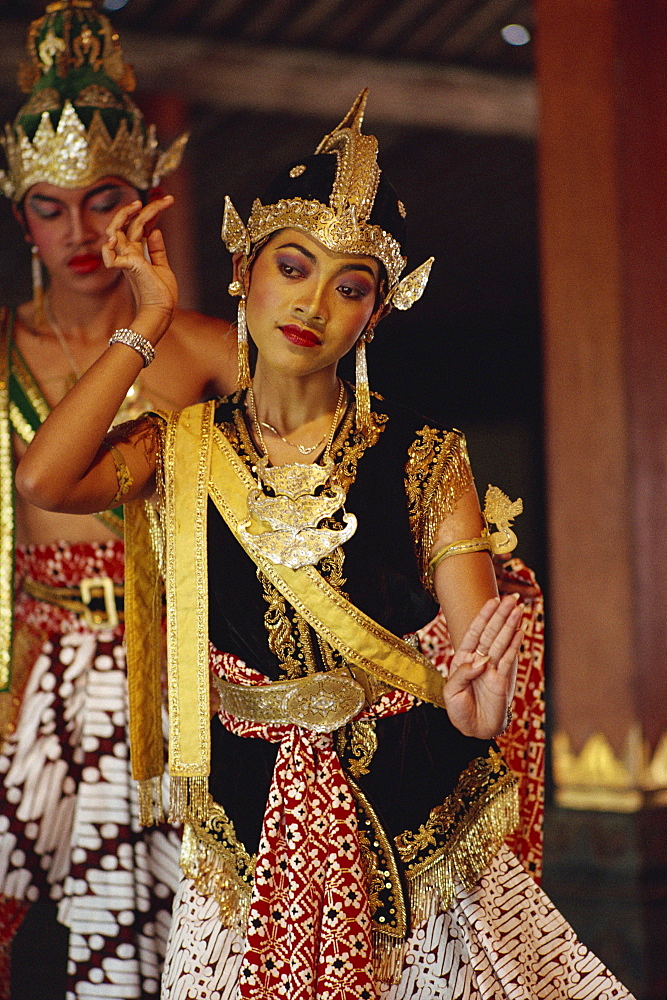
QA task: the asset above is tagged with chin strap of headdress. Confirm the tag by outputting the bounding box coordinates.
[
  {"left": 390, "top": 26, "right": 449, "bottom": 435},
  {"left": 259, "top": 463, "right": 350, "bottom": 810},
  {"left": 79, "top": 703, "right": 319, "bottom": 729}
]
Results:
[{"left": 0, "top": 0, "right": 188, "bottom": 203}]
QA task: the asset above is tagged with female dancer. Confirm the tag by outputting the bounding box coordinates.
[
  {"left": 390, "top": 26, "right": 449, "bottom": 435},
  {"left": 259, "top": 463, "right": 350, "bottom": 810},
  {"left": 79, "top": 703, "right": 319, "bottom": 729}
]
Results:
[{"left": 17, "top": 94, "right": 633, "bottom": 999}]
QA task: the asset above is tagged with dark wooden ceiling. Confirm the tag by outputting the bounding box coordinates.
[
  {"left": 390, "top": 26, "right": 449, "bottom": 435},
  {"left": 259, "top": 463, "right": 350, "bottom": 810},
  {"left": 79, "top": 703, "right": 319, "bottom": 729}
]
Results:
[{"left": 1, "top": 0, "right": 534, "bottom": 76}]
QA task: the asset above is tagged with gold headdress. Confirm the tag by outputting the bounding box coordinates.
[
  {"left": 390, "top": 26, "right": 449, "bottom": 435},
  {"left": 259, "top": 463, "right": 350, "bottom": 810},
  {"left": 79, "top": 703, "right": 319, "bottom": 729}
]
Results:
[
  {"left": 221, "top": 91, "right": 434, "bottom": 422},
  {"left": 221, "top": 90, "right": 433, "bottom": 310},
  {"left": 0, "top": 1, "right": 188, "bottom": 203}
]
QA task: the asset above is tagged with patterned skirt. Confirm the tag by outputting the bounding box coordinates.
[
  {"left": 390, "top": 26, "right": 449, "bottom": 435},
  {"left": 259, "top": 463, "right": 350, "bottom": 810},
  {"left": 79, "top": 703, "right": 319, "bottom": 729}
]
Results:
[
  {"left": 161, "top": 846, "right": 634, "bottom": 1000},
  {"left": 0, "top": 541, "right": 181, "bottom": 999}
]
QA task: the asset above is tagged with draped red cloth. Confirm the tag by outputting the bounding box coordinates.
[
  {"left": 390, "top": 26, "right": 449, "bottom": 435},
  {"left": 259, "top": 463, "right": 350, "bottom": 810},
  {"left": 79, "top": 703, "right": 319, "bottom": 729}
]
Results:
[{"left": 211, "top": 650, "right": 414, "bottom": 1000}]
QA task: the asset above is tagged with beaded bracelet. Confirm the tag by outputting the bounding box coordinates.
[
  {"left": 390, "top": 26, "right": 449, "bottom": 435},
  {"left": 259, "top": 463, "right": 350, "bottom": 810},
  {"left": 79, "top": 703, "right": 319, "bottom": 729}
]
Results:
[{"left": 109, "top": 327, "right": 155, "bottom": 368}]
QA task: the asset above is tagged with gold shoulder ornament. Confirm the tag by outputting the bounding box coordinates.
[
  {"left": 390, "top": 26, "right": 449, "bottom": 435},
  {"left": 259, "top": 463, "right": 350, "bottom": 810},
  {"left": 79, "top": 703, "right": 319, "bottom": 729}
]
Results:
[{"left": 428, "top": 485, "right": 523, "bottom": 579}]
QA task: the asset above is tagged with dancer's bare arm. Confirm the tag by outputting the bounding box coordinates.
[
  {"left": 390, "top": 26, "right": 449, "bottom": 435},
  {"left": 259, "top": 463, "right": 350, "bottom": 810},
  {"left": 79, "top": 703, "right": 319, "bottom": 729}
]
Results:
[
  {"left": 17, "top": 198, "right": 177, "bottom": 512},
  {"left": 432, "top": 486, "right": 524, "bottom": 739}
]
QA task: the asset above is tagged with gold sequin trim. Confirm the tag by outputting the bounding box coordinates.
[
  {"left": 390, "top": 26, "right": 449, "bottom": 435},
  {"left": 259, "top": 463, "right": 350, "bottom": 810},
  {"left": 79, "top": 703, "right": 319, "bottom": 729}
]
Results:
[
  {"left": 405, "top": 427, "right": 475, "bottom": 592},
  {"left": 9, "top": 342, "right": 50, "bottom": 426},
  {"left": 19, "top": 87, "right": 61, "bottom": 117},
  {"left": 0, "top": 309, "right": 14, "bottom": 691},
  {"left": 336, "top": 716, "right": 378, "bottom": 778},
  {"left": 75, "top": 84, "right": 124, "bottom": 109},
  {"left": 180, "top": 800, "right": 255, "bottom": 932},
  {"left": 396, "top": 749, "right": 519, "bottom": 922}
]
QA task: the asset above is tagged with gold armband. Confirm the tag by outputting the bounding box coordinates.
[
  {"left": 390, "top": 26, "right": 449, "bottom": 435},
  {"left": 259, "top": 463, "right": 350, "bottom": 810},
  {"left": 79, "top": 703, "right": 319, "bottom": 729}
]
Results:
[
  {"left": 106, "top": 443, "right": 133, "bottom": 506},
  {"left": 428, "top": 485, "right": 523, "bottom": 579}
]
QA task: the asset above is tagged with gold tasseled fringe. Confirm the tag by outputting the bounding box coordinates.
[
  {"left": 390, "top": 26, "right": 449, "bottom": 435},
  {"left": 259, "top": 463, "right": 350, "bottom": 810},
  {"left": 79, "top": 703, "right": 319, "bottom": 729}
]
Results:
[
  {"left": 169, "top": 775, "right": 210, "bottom": 824},
  {"left": 180, "top": 823, "right": 253, "bottom": 933},
  {"left": 138, "top": 776, "right": 165, "bottom": 827},
  {"left": 371, "top": 782, "right": 519, "bottom": 985},
  {"left": 404, "top": 428, "right": 475, "bottom": 592},
  {"left": 405, "top": 781, "right": 520, "bottom": 927},
  {"left": 373, "top": 929, "right": 407, "bottom": 985}
]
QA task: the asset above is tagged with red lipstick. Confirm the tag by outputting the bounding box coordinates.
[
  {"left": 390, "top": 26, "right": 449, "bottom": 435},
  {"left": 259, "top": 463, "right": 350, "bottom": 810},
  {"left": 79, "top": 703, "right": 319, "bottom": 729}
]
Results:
[
  {"left": 280, "top": 324, "right": 321, "bottom": 347},
  {"left": 68, "top": 253, "right": 101, "bottom": 275}
]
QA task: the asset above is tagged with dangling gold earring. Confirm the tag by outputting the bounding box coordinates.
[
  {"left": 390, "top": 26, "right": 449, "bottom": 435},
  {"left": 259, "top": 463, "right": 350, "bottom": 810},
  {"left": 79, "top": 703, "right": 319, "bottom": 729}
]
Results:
[
  {"left": 236, "top": 296, "right": 251, "bottom": 390},
  {"left": 31, "top": 245, "right": 44, "bottom": 326},
  {"left": 228, "top": 277, "right": 251, "bottom": 391},
  {"left": 355, "top": 327, "right": 373, "bottom": 432}
]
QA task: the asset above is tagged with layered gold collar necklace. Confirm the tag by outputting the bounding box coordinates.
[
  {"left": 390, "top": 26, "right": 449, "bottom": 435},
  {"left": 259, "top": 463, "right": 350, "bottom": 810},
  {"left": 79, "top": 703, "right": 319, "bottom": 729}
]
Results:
[{"left": 239, "top": 380, "right": 358, "bottom": 569}]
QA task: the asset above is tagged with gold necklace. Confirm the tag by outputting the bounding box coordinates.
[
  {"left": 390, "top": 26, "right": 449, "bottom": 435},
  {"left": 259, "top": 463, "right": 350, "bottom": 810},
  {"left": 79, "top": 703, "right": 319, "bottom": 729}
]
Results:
[
  {"left": 239, "top": 379, "right": 357, "bottom": 569},
  {"left": 247, "top": 379, "right": 346, "bottom": 461},
  {"left": 44, "top": 296, "right": 83, "bottom": 386}
]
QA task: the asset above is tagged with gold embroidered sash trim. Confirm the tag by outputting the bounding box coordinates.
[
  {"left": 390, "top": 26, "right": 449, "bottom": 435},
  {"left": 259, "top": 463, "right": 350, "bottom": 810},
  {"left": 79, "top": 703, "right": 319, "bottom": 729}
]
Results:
[
  {"left": 124, "top": 498, "right": 165, "bottom": 825},
  {"left": 213, "top": 668, "right": 366, "bottom": 733},
  {"left": 207, "top": 422, "right": 447, "bottom": 709},
  {"left": 0, "top": 308, "right": 14, "bottom": 692},
  {"left": 163, "top": 402, "right": 215, "bottom": 822}
]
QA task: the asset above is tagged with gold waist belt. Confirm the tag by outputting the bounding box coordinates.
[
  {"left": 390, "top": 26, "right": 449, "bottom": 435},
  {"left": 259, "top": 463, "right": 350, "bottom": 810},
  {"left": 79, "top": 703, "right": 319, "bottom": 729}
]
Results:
[
  {"left": 212, "top": 668, "right": 366, "bottom": 733},
  {"left": 22, "top": 576, "right": 124, "bottom": 629}
]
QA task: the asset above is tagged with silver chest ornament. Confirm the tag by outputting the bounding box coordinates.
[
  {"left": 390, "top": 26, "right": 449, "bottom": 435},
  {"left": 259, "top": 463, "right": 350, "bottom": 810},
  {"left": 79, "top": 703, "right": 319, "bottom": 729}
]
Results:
[{"left": 239, "top": 457, "right": 357, "bottom": 569}]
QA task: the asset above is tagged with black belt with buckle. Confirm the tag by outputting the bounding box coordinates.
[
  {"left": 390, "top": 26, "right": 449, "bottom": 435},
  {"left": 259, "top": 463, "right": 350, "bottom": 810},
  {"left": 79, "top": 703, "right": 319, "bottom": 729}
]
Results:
[{"left": 22, "top": 575, "right": 124, "bottom": 628}]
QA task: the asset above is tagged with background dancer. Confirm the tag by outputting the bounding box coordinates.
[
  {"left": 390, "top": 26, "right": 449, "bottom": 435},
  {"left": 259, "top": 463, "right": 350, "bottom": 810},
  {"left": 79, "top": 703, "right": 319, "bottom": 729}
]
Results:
[{"left": 0, "top": 3, "right": 236, "bottom": 997}]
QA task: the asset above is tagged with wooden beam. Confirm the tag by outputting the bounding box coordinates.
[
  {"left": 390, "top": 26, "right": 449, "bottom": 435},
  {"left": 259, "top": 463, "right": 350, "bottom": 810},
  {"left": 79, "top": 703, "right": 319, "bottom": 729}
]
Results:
[{"left": 0, "top": 22, "right": 535, "bottom": 137}]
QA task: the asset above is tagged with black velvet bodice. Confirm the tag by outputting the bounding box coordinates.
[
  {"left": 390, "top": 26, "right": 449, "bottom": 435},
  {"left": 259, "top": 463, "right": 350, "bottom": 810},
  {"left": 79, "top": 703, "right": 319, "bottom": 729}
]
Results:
[{"left": 206, "top": 394, "right": 491, "bottom": 855}]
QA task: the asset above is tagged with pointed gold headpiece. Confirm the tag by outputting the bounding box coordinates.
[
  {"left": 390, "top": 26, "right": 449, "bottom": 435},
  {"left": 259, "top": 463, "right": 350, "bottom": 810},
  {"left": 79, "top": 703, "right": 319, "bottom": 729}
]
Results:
[
  {"left": 0, "top": 1, "right": 187, "bottom": 203},
  {"left": 221, "top": 90, "right": 433, "bottom": 310}
]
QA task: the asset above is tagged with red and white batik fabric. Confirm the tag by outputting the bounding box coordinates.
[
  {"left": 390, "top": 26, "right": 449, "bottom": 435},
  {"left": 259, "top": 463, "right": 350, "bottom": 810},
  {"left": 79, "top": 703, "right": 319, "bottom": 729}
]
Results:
[
  {"left": 162, "top": 653, "right": 415, "bottom": 1000},
  {"left": 162, "top": 846, "right": 634, "bottom": 1000},
  {"left": 0, "top": 541, "right": 181, "bottom": 999}
]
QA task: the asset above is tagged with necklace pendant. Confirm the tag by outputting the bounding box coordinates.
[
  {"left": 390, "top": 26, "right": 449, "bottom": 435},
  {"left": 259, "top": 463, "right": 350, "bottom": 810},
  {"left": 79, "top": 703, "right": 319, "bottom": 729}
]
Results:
[{"left": 239, "top": 458, "right": 357, "bottom": 569}]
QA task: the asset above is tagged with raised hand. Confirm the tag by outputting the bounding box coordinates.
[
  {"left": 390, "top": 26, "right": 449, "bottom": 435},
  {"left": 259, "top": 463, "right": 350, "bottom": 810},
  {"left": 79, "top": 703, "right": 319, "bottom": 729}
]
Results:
[
  {"left": 444, "top": 595, "right": 523, "bottom": 739},
  {"left": 102, "top": 196, "right": 178, "bottom": 340}
]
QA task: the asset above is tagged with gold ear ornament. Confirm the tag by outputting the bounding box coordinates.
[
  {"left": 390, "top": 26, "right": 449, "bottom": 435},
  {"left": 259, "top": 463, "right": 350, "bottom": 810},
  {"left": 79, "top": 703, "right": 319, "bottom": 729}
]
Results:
[
  {"left": 387, "top": 257, "right": 434, "bottom": 312},
  {"left": 221, "top": 196, "right": 250, "bottom": 256}
]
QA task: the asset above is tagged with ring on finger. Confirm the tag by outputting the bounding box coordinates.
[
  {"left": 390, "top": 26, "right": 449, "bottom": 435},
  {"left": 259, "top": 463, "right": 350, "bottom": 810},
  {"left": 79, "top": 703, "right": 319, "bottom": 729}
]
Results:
[{"left": 476, "top": 646, "right": 490, "bottom": 657}]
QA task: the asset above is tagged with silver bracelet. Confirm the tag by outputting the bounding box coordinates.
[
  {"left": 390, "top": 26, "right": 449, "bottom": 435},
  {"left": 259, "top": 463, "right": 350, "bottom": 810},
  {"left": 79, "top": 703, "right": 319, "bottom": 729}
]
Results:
[{"left": 109, "top": 328, "right": 155, "bottom": 368}]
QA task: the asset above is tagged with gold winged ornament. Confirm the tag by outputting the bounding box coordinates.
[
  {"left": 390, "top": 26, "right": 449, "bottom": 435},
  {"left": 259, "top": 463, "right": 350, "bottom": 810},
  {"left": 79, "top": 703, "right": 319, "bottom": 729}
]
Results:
[
  {"left": 428, "top": 485, "right": 524, "bottom": 579},
  {"left": 484, "top": 485, "right": 524, "bottom": 555}
]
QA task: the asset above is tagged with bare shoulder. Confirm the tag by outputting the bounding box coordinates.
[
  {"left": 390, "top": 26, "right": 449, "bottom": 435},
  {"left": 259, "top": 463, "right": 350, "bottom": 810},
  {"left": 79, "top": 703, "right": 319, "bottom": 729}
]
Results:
[
  {"left": 169, "top": 309, "right": 233, "bottom": 346},
  {"left": 161, "top": 309, "right": 237, "bottom": 397}
]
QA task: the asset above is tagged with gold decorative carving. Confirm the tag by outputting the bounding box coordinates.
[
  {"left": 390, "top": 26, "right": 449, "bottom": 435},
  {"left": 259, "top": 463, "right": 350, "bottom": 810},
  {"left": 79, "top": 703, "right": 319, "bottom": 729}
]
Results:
[
  {"left": 553, "top": 726, "right": 667, "bottom": 811},
  {"left": 405, "top": 427, "right": 474, "bottom": 589}
]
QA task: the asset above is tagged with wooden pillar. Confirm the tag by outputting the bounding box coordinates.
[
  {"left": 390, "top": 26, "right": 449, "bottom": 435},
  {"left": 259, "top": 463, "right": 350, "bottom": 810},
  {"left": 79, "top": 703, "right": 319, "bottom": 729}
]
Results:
[{"left": 536, "top": 3, "right": 667, "bottom": 996}]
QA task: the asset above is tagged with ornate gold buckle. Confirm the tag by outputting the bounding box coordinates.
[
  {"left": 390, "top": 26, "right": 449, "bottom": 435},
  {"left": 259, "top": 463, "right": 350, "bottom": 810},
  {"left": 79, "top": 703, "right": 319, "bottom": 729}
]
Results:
[{"left": 80, "top": 576, "right": 119, "bottom": 630}]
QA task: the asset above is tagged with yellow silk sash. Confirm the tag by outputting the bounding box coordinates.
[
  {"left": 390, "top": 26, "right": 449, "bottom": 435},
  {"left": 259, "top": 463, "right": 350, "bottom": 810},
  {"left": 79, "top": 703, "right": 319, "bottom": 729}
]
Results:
[
  {"left": 206, "top": 425, "right": 447, "bottom": 709},
  {"left": 155, "top": 402, "right": 447, "bottom": 822}
]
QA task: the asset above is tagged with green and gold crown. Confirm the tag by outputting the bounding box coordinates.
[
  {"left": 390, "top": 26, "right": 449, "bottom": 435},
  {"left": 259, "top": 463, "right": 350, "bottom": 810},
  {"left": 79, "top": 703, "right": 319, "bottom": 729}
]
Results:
[
  {"left": 0, "top": 0, "right": 187, "bottom": 203},
  {"left": 222, "top": 90, "right": 434, "bottom": 310}
]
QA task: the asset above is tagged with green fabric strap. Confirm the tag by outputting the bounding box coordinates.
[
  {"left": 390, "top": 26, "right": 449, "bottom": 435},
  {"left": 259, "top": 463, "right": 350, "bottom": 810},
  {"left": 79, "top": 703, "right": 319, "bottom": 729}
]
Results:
[{"left": 7, "top": 318, "right": 124, "bottom": 533}]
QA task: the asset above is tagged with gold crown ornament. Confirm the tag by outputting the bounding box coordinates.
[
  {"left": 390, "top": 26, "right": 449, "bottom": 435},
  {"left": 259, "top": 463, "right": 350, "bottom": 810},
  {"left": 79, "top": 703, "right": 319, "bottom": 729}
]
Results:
[
  {"left": 221, "top": 90, "right": 434, "bottom": 311},
  {"left": 0, "top": 1, "right": 188, "bottom": 203}
]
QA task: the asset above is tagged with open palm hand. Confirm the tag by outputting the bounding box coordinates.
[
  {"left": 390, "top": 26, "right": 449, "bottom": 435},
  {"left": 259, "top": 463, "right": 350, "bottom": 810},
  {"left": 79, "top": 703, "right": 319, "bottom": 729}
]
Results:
[
  {"left": 102, "top": 196, "right": 178, "bottom": 338},
  {"left": 444, "top": 595, "right": 524, "bottom": 739}
]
